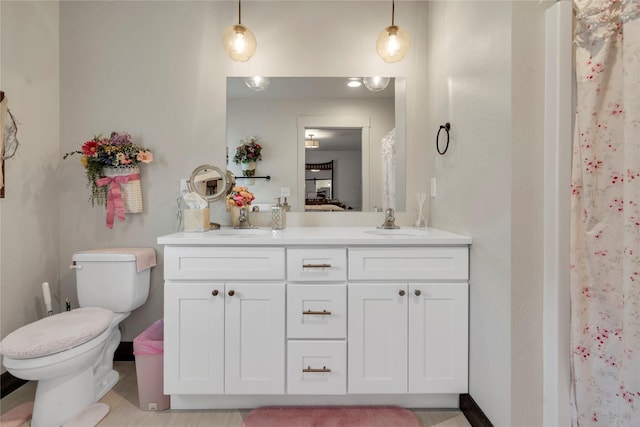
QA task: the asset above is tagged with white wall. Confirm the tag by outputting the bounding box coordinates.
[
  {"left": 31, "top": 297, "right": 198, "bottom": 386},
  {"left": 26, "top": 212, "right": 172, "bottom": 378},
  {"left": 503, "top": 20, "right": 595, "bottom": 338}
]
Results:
[
  {"left": 0, "top": 0, "right": 60, "bottom": 373},
  {"left": 57, "top": 1, "right": 429, "bottom": 341},
  {"left": 427, "top": 1, "right": 550, "bottom": 426}
]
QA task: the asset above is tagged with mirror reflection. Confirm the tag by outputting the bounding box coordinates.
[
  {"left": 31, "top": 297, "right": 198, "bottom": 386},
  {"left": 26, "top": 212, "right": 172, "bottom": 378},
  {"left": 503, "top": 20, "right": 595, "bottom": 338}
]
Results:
[
  {"left": 188, "top": 165, "right": 234, "bottom": 203},
  {"left": 226, "top": 77, "right": 405, "bottom": 212}
]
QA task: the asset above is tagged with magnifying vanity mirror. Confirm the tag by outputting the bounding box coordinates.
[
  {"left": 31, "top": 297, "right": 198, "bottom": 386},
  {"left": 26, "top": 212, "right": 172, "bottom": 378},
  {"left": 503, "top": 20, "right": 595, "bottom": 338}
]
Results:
[
  {"left": 226, "top": 77, "right": 406, "bottom": 212},
  {"left": 188, "top": 164, "right": 235, "bottom": 203}
]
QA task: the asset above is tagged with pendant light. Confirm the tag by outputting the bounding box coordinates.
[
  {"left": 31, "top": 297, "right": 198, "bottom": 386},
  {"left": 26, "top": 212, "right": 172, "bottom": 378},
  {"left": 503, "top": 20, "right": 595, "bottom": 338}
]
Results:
[
  {"left": 376, "top": 0, "right": 410, "bottom": 63},
  {"left": 305, "top": 134, "right": 320, "bottom": 149},
  {"left": 222, "top": 0, "right": 257, "bottom": 62}
]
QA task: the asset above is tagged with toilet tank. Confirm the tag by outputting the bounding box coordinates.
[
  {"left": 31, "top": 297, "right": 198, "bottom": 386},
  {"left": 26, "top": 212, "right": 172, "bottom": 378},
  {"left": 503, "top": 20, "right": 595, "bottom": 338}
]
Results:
[{"left": 72, "top": 251, "right": 151, "bottom": 313}]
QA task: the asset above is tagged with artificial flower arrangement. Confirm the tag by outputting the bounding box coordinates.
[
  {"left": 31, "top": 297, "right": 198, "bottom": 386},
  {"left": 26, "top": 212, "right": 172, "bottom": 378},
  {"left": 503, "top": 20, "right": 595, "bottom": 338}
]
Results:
[
  {"left": 233, "top": 136, "right": 263, "bottom": 177},
  {"left": 233, "top": 136, "right": 263, "bottom": 164},
  {"left": 226, "top": 186, "right": 255, "bottom": 209},
  {"left": 64, "top": 131, "right": 153, "bottom": 207}
]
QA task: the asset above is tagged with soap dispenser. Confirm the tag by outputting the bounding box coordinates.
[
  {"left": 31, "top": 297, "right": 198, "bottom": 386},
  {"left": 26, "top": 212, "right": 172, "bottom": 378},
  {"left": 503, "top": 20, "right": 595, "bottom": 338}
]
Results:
[{"left": 272, "top": 198, "right": 286, "bottom": 230}]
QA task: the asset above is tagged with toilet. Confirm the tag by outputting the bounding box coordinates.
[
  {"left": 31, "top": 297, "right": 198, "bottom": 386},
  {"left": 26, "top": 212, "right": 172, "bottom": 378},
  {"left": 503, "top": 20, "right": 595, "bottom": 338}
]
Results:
[{"left": 0, "top": 248, "right": 155, "bottom": 427}]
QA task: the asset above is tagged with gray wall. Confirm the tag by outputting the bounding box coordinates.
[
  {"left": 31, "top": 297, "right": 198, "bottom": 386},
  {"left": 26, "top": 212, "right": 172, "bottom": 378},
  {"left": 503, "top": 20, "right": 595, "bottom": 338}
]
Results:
[
  {"left": 0, "top": 0, "right": 60, "bottom": 362},
  {"left": 427, "top": 2, "right": 550, "bottom": 426}
]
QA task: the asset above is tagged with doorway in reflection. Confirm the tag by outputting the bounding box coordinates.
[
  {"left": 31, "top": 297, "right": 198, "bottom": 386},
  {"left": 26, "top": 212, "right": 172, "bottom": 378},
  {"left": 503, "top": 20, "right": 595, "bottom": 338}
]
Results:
[{"left": 304, "top": 128, "right": 362, "bottom": 211}]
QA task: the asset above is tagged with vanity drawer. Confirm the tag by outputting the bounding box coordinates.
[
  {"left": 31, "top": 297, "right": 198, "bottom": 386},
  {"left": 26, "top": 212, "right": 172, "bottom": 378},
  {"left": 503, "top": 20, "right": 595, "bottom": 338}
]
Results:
[
  {"left": 287, "top": 284, "right": 346, "bottom": 339},
  {"left": 286, "top": 248, "right": 347, "bottom": 282},
  {"left": 348, "top": 247, "right": 468, "bottom": 281},
  {"left": 164, "top": 246, "right": 285, "bottom": 280},
  {"left": 287, "top": 340, "right": 346, "bottom": 395}
]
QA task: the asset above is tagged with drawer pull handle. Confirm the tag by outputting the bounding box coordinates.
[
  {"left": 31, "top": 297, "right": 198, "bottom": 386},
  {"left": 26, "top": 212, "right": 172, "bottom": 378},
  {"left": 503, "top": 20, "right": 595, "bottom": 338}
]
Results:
[
  {"left": 399, "top": 290, "right": 406, "bottom": 296},
  {"left": 228, "top": 290, "right": 235, "bottom": 296},
  {"left": 303, "top": 309, "right": 332, "bottom": 316},
  {"left": 302, "top": 263, "right": 332, "bottom": 269},
  {"left": 414, "top": 289, "right": 421, "bottom": 296},
  {"left": 211, "top": 290, "right": 219, "bottom": 296},
  {"left": 303, "top": 366, "right": 331, "bottom": 373}
]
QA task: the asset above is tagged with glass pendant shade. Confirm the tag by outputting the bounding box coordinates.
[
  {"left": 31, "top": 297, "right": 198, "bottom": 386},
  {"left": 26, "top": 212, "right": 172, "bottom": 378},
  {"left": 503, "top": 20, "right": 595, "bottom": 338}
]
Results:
[
  {"left": 376, "top": 25, "right": 410, "bottom": 63},
  {"left": 244, "top": 76, "right": 270, "bottom": 91},
  {"left": 223, "top": 24, "right": 257, "bottom": 62},
  {"left": 363, "top": 76, "right": 391, "bottom": 92}
]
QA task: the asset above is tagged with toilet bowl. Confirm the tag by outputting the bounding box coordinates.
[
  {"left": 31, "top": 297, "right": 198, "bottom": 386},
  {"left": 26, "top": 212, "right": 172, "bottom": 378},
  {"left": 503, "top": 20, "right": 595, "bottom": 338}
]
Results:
[{"left": 0, "top": 248, "right": 155, "bottom": 427}]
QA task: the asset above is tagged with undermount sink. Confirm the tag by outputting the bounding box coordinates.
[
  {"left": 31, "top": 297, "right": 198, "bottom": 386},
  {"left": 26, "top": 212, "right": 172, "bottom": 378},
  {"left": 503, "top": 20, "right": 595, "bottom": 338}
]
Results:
[
  {"left": 212, "top": 228, "right": 271, "bottom": 236},
  {"left": 364, "top": 229, "right": 426, "bottom": 237}
]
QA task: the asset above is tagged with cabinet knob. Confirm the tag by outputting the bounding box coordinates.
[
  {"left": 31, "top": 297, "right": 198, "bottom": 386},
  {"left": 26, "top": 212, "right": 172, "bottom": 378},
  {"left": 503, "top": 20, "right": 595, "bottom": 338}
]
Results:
[
  {"left": 228, "top": 290, "right": 235, "bottom": 297},
  {"left": 414, "top": 289, "right": 422, "bottom": 296},
  {"left": 399, "top": 290, "right": 406, "bottom": 296},
  {"left": 211, "top": 289, "right": 219, "bottom": 296}
]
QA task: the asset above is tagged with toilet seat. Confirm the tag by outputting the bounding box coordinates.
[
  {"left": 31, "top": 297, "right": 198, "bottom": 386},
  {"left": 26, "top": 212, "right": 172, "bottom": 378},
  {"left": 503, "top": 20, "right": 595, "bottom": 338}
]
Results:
[{"left": 0, "top": 307, "right": 113, "bottom": 359}]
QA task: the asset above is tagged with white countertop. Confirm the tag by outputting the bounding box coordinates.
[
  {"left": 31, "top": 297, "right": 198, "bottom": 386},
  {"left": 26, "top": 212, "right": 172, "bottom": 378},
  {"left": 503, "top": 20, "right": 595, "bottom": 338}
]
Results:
[{"left": 157, "top": 226, "right": 471, "bottom": 246}]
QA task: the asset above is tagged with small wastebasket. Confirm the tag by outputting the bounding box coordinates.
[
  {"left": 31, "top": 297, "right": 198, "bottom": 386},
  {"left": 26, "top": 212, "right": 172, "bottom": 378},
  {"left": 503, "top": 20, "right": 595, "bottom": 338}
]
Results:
[{"left": 133, "top": 319, "right": 170, "bottom": 411}]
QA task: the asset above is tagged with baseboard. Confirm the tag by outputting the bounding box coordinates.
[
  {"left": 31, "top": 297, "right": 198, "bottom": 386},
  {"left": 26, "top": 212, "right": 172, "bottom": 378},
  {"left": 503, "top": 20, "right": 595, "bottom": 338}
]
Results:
[
  {"left": 1, "top": 371, "right": 28, "bottom": 399},
  {"left": 114, "top": 341, "right": 134, "bottom": 361},
  {"left": 460, "top": 394, "right": 494, "bottom": 427}
]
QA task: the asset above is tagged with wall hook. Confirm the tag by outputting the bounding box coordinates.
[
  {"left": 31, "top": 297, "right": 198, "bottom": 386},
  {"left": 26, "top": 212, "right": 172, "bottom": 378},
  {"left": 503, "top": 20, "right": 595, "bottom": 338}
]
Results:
[{"left": 436, "top": 122, "right": 451, "bottom": 155}]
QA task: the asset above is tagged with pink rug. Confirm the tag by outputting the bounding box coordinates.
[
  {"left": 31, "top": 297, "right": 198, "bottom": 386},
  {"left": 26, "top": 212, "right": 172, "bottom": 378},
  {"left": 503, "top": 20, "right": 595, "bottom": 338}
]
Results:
[
  {"left": 243, "top": 406, "right": 421, "bottom": 427},
  {"left": 0, "top": 402, "right": 33, "bottom": 427}
]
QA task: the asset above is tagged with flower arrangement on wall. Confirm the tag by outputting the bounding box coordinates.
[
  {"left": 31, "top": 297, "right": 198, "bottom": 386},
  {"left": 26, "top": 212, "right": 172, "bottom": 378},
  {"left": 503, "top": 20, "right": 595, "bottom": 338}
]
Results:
[
  {"left": 233, "top": 136, "right": 262, "bottom": 177},
  {"left": 64, "top": 131, "right": 153, "bottom": 228}
]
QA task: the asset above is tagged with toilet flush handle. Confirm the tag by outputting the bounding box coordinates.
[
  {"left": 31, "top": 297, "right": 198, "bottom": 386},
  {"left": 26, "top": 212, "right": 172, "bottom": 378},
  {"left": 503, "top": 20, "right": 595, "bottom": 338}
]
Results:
[{"left": 69, "top": 261, "right": 82, "bottom": 269}]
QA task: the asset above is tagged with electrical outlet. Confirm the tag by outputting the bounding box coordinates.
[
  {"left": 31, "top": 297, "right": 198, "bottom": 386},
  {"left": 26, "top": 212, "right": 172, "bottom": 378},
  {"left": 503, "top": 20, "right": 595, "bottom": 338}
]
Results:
[
  {"left": 180, "top": 179, "right": 190, "bottom": 196},
  {"left": 281, "top": 187, "right": 291, "bottom": 197},
  {"left": 148, "top": 403, "right": 158, "bottom": 411},
  {"left": 430, "top": 178, "right": 437, "bottom": 197}
]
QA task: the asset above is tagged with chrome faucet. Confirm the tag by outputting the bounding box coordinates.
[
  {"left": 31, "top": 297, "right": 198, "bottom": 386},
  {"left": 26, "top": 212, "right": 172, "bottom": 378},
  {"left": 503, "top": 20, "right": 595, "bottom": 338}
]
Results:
[
  {"left": 236, "top": 207, "right": 252, "bottom": 229},
  {"left": 378, "top": 208, "right": 400, "bottom": 229}
]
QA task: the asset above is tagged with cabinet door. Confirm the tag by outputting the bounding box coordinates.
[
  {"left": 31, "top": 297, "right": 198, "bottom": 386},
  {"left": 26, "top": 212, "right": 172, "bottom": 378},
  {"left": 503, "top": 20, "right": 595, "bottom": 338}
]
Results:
[
  {"left": 164, "top": 282, "right": 224, "bottom": 394},
  {"left": 348, "top": 283, "right": 408, "bottom": 394},
  {"left": 224, "top": 283, "right": 285, "bottom": 394},
  {"left": 408, "top": 283, "right": 469, "bottom": 393}
]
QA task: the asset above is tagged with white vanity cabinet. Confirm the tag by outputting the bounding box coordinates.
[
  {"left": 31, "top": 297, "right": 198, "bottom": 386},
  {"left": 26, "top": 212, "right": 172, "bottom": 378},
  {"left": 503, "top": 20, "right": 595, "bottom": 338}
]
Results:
[
  {"left": 163, "top": 246, "right": 285, "bottom": 395},
  {"left": 158, "top": 227, "right": 471, "bottom": 410},
  {"left": 347, "top": 248, "right": 469, "bottom": 394}
]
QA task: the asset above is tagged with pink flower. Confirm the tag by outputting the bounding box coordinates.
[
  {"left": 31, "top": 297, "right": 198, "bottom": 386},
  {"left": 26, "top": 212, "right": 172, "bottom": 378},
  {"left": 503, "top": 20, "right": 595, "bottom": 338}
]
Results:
[{"left": 137, "top": 151, "right": 153, "bottom": 163}]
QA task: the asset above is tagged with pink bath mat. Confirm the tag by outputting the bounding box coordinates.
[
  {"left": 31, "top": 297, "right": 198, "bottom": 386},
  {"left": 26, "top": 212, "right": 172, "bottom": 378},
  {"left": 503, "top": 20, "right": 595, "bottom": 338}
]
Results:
[
  {"left": 0, "top": 402, "right": 33, "bottom": 427},
  {"left": 62, "top": 403, "right": 109, "bottom": 427},
  {"left": 243, "top": 406, "right": 421, "bottom": 427}
]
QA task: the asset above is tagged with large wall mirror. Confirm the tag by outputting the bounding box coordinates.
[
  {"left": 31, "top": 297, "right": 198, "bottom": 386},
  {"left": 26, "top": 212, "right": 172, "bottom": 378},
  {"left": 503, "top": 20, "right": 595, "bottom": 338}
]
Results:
[{"left": 226, "top": 77, "right": 406, "bottom": 212}]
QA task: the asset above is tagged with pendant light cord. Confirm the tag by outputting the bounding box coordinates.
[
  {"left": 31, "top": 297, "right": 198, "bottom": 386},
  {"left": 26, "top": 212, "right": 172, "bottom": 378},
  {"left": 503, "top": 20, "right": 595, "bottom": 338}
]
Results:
[
  {"left": 391, "top": 0, "right": 395, "bottom": 26},
  {"left": 238, "top": 0, "right": 242, "bottom": 25}
]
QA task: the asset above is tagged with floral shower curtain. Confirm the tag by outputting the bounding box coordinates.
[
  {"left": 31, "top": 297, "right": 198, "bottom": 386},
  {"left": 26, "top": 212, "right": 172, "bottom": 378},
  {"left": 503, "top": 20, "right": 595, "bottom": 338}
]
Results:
[{"left": 570, "top": 1, "right": 640, "bottom": 426}]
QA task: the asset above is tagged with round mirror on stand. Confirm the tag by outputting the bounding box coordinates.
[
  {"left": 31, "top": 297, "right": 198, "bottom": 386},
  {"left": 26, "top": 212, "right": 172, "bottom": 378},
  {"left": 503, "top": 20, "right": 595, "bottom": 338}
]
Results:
[{"left": 188, "top": 165, "right": 236, "bottom": 229}]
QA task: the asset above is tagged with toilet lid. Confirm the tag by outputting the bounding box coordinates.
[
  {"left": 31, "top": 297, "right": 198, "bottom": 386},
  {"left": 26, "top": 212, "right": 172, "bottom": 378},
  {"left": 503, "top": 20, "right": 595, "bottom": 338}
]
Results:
[{"left": 0, "top": 307, "right": 114, "bottom": 359}]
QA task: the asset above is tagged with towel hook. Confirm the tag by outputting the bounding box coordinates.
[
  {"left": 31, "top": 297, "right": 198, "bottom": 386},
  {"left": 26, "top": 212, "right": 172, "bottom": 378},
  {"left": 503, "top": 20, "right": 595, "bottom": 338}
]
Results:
[{"left": 436, "top": 122, "right": 451, "bottom": 155}]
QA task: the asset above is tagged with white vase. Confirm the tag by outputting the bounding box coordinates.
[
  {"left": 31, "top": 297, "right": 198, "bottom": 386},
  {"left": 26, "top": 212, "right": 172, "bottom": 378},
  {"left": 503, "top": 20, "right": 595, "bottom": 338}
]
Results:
[{"left": 241, "top": 161, "right": 257, "bottom": 177}]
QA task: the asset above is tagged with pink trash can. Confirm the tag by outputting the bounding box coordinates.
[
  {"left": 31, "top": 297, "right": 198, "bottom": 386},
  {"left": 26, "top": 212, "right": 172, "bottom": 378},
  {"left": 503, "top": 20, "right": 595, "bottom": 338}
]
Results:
[{"left": 133, "top": 319, "right": 170, "bottom": 411}]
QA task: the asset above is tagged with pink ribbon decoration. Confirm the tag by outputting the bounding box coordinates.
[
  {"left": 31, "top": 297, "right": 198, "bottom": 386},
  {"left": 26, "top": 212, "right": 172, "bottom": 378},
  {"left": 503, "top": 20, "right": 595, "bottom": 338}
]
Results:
[{"left": 96, "top": 173, "right": 140, "bottom": 229}]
